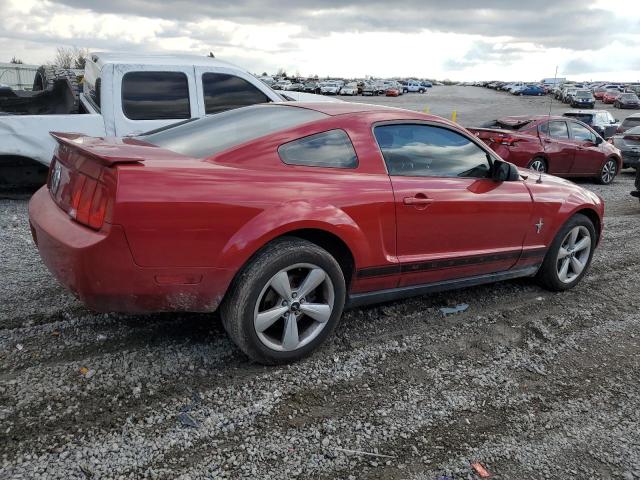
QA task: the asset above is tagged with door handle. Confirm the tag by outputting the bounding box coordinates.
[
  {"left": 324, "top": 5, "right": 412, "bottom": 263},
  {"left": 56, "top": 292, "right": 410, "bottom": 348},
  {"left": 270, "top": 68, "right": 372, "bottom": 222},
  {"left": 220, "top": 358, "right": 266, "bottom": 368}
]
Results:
[{"left": 403, "top": 194, "right": 434, "bottom": 206}]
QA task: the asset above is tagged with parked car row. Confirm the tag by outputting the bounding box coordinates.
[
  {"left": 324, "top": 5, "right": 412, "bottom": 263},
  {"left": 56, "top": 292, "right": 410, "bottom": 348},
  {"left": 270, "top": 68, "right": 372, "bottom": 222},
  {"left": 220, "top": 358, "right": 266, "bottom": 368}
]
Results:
[{"left": 267, "top": 77, "right": 433, "bottom": 97}]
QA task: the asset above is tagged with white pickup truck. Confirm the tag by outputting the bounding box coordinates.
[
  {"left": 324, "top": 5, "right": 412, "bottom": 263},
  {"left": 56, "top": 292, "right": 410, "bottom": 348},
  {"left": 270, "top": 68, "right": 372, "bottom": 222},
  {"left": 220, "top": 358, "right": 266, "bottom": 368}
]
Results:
[{"left": 0, "top": 52, "right": 336, "bottom": 186}]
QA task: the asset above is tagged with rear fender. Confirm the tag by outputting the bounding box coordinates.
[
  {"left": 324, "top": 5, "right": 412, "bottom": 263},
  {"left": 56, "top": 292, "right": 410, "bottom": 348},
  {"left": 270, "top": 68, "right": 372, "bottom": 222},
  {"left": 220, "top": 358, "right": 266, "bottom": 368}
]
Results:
[{"left": 217, "top": 200, "right": 371, "bottom": 271}]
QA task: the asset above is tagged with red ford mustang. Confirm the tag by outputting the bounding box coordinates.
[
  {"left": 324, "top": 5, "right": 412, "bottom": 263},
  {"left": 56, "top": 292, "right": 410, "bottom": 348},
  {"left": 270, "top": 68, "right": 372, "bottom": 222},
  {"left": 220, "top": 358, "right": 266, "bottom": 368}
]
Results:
[
  {"left": 29, "top": 103, "right": 604, "bottom": 364},
  {"left": 469, "top": 116, "right": 621, "bottom": 184}
]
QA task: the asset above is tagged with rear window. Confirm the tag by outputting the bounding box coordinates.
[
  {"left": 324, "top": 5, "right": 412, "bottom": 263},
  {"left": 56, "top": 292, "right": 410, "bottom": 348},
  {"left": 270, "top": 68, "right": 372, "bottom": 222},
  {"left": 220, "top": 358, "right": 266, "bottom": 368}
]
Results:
[
  {"left": 139, "top": 105, "right": 327, "bottom": 158},
  {"left": 563, "top": 113, "right": 593, "bottom": 124},
  {"left": 122, "top": 71, "right": 190, "bottom": 120},
  {"left": 278, "top": 130, "right": 357, "bottom": 169}
]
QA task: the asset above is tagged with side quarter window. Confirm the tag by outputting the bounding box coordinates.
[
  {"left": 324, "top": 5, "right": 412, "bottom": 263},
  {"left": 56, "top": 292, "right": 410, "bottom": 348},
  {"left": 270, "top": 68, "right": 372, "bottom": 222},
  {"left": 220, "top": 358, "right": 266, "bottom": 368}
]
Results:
[
  {"left": 374, "top": 124, "right": 491, "bottom": 178},
  {"left": 278, "top": 130, "right": 358, "bottom": 169}
]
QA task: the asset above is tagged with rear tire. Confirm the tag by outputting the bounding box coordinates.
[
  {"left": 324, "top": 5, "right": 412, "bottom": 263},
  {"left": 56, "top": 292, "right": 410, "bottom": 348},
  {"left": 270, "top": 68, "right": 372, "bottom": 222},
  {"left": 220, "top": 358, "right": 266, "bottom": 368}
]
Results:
[
  {"left": 527, "top": 157, "right": 547, "bottom": 173},
  {"left": 221, "top": 238, "right": 346, "bottom": 365},
  {"left": 536, "top": 214, "right": 596, "bottom": 291}
]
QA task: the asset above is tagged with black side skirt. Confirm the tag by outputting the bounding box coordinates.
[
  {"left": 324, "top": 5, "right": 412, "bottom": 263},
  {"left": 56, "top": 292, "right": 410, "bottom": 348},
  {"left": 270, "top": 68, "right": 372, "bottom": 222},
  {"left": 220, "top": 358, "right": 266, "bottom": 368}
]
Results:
[{"left": 346, "top": 265, "right": 540, "bottom": 309}]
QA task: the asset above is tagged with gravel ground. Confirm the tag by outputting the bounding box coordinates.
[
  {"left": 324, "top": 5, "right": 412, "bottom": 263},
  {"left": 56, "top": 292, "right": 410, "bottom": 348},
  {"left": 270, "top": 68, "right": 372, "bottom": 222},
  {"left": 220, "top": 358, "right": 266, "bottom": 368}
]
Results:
[{"left": 2, "top": 87, "right": 640, "bottom": 480}]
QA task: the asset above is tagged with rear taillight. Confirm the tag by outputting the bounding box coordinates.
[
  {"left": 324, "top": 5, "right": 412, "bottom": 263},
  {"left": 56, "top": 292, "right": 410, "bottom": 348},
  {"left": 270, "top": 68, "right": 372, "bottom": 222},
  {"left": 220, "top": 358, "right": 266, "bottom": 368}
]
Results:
[
  {"left": 489, "top": 136, "right": 520, "bottom": 146},
  {"left": 68, "top": 173, "right": 109, "bottom": 230}
]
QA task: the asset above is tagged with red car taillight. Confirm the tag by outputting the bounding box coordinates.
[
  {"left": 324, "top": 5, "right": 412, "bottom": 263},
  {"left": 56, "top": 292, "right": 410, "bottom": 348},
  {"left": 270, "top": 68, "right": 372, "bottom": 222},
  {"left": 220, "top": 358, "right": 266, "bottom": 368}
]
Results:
[
  {"left": 489, "top": 136, "right": 520, "bottom": 146},
  {"left": 68, "top": 173, "right": 109, "bottom": 230}
]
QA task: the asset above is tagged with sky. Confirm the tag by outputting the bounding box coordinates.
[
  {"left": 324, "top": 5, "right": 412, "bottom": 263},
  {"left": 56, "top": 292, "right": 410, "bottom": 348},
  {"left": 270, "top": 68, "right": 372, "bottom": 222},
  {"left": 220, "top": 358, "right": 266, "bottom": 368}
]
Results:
[{"left": 1, "top": 0, "right": 639, "bottom": 81}]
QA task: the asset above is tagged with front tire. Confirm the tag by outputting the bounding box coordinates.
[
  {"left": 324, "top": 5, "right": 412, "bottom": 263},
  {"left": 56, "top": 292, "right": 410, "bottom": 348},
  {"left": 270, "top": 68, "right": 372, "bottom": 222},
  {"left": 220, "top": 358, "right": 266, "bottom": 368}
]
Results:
[
  {"left": 221, "top": 238, "right": 346, "bottom": 365},
  {"left": 536, "top": 214, "right": 596, "bottom": 291},
  {"left": 598, "top": 158, "right": 617, "bottom": 184}
]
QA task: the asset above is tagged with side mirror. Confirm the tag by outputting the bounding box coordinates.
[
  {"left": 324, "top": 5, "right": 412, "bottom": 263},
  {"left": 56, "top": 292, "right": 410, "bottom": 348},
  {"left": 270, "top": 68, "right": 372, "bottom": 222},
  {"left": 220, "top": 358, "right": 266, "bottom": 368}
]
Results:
[
  {"left": 491, "top": 159, "right": 519, "bottom": 182},
  {"left": 594, "top": 136, "right": 603, "bottom": 145}
]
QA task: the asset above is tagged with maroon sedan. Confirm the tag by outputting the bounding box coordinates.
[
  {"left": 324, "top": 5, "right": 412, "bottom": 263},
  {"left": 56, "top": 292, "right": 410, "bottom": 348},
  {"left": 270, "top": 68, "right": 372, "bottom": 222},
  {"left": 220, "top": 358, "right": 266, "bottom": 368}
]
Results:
[
  {"left": 469, "top": 116, "right": 622, "bottom": 184},
  {"left": 29, "top": 103, "right": 604, "bottom": 364}
]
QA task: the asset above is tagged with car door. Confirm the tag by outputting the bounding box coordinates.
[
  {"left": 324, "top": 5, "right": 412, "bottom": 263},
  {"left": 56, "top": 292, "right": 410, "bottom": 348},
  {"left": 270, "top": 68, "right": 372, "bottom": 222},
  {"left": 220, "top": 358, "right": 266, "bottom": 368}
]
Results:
[
  {"left": 567, "top": 121, "right": 605, "bottom": 174},
  {"left": 374, "top": 123, "right": 533, "bottom": 288},
  {"left": 538, "top": 120, "right": 575, "bottom": 174}
]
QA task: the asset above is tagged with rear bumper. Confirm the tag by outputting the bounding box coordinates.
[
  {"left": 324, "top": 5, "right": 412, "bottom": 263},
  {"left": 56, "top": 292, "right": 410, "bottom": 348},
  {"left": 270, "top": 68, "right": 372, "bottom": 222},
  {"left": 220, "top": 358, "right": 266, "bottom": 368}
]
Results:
[
  {"left": 621, "top": 151, "right": 640, "bottom": 168},
  {"left": 28, "top": 187, "right": 233, "bottom": 313}
]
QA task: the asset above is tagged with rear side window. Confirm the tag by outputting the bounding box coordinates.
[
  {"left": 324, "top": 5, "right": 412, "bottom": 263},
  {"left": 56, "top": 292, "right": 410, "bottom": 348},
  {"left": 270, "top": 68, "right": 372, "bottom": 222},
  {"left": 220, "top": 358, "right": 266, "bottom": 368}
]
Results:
[
  {"left": 122, "top": 72, "right": 190, "bottom": 120},
  {"left": 202, "top": 73, "right": 270, "bottom": 114},
  {"left": 540, "top": 121, "right": 569, "bottom": 139},
  {"left": 278, "top": 130, "right": 357, "bottom": 169},
  {"left": 139, "top": 104, "right": 327, "bottom": 158},
  {"left": 374, "top": 124, "right": 490, "bottom": 178}
]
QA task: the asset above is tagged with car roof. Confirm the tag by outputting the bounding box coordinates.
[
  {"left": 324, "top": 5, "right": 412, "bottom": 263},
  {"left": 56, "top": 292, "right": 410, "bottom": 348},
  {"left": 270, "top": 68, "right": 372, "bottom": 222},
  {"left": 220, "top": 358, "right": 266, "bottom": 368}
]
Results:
[
  {"left": 624, "top": 113, "right": 640, "bottom": 118},
  {"left": 91, "top": 52, "right": 242, "bottom": 70}
]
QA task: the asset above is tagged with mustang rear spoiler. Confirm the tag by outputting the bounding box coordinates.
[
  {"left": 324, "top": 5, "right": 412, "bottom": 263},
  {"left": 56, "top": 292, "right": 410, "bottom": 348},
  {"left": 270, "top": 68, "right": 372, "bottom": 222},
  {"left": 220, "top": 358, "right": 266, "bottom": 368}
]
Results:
[{"left": 50, "top": 132, "right": 146, "bottom": 166}]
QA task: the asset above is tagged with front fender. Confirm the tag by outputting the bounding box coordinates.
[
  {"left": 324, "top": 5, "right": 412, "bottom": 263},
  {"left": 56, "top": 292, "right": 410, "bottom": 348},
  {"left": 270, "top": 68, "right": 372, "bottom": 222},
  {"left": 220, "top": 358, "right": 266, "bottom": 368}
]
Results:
[{"left": 217, "top": 200, "right": 372, "bottom": 271}]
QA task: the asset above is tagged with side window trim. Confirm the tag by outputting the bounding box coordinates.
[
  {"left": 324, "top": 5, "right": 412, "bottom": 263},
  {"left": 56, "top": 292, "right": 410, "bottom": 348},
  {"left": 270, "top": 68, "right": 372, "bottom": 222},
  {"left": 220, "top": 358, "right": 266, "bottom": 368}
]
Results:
[{"left": 372, "top": 121, "right": 495, "bottom": 179}]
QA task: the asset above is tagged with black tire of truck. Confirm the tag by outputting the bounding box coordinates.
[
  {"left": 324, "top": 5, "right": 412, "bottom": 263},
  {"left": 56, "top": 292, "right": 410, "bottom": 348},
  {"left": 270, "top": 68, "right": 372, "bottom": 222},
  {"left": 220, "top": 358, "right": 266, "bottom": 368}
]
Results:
[{"left": 32, "top": 66, "right": 81, "bottom": 113}]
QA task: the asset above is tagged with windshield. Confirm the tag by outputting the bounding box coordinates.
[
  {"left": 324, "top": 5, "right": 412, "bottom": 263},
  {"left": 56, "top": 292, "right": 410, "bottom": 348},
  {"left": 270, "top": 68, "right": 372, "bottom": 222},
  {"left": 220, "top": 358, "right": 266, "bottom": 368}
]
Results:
[
  {"left": 621, "top": 94, "right": 639, "bottom": 100},
  {"left": 139, "top": 104, "right": 327, "bottom": 158},
  {"left": 576, "top": 91, "right": 592, "bottom": 98}
]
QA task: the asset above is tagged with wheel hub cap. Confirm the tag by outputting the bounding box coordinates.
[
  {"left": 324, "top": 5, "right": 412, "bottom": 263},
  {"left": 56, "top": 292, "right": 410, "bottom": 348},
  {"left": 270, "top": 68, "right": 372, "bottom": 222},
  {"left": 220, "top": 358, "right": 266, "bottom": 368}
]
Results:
[{"left": 253, "top": 263, "right": 335, "bottom": 352}]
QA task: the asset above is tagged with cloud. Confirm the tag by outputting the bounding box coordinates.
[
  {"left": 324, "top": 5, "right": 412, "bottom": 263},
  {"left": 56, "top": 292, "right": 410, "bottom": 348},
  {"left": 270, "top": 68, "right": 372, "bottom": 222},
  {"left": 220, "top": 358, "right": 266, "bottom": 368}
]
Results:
[
  {"left": 0, "top": 0, "right": 638, "bottom": 80},
  {"left": 46, "top": 0, "right": 636, "bottom": 50}
]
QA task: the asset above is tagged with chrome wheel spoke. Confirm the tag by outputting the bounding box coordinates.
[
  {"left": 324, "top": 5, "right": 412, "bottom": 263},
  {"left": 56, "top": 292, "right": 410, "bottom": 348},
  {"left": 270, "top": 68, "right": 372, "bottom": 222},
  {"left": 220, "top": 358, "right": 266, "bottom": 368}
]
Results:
[
  {"left": 558, "top": 258, "right": 570, "bottom": 281},
  {"left": 570, "top": 256, "right": 584, "bottom": 275},
  {"left": 568, "top": 228, "right": 579, "bottom": 248},
  {"left": 300, "top": 303, "right": 332, "bottom": 323},
  {"left": 255, "top": 305, "right": 288, "bottom": 333},
  {"left": 270, "top": 271, "right": 293, "bottom": 301},
  {"left": 297, "top": 268, "right": 326, "bottom": 299},
  {"left": 573, "top": 237, "right": 590, "bottom": 253},
  {"left": 282, "top": 313, "right": 299, "bottom": 351}
]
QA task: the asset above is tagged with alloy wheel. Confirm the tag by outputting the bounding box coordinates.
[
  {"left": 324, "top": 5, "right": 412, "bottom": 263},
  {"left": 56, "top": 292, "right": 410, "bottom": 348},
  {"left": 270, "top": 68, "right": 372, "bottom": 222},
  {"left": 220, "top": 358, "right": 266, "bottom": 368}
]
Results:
[
  {"left": 556, "top": 226, "right": 591, "bottom": 284},
  {"left": 529, "top": 159, "right": 546, "bottom": 172},
  {"left": 253, "top": 263, "right": 335, "bottom": 352},
  {"left": 601, "top": 159, "right": 616, "bottom": 184}
]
